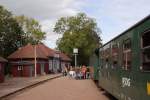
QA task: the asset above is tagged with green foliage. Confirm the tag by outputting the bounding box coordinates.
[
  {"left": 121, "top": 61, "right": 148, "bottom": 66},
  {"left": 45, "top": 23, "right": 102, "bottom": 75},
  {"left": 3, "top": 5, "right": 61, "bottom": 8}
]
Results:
[
  {"left": 0, "top": 6, "right": 25, "bottom": 57},
  {"left": 54, "top": 13, "right": 102, "bottom": 65},
  {"left": 15, "top": 15, "right": 46, "bottom": 44},
  {"left": 0, "top": 5, "right": 46, "bottom": 57}
]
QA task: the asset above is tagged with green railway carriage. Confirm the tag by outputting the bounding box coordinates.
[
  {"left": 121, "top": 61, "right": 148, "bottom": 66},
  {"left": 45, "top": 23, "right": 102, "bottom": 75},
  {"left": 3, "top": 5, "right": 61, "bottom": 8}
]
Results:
[{"left": 98, "top": 15, "right": 150, "bottom": 100}]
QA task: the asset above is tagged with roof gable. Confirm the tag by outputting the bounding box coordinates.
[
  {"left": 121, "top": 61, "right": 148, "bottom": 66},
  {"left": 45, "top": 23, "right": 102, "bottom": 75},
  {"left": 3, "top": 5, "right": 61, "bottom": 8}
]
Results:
[
  {"left": 60, "top": 52, "right": 71, "bottom": 61},
  {"left": 8, "top": 44, "right": 48, "bottom": 59},
  {"left": 37, "top": 44, "right": 55, "bottom": 57}
]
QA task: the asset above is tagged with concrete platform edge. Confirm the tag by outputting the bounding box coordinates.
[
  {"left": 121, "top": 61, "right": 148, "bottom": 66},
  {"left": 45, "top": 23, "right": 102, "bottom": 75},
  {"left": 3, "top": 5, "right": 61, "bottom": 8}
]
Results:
[{"left": 0, "top": 74, "right": 62, "bottom": 99}]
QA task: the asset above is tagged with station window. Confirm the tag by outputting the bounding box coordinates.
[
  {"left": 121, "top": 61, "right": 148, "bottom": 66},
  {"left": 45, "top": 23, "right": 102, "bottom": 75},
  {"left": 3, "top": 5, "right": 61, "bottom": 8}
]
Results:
[
  {"left": 112, "top": 44, "right": 119, "bottom": 68},
  {"left": 18, "top": 66, "right": 23, "bottom": 70},
  {"left": 122, "top": 39, "right": 132, "bottom": 70},
  {"left": 141, "top": 30, "right": 150, "bottom": 71}
]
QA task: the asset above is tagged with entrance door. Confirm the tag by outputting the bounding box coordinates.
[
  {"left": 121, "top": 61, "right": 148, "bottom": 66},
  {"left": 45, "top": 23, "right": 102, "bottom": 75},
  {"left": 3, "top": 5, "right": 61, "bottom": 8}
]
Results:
[
  {"left": 49, "top": 60, "right": 52, "bottom": 72},
  {"left": 41, "top": 63, "right": 45, "bottom": 75},
  {"left": 18, "top": 66, "right": 23, "bottom": 77},
  {"left": 0, "top": 63, "right": 2, "bottom": 74},
  {"left": 30, "top": 65, "right": 34, "bottom": 77}
]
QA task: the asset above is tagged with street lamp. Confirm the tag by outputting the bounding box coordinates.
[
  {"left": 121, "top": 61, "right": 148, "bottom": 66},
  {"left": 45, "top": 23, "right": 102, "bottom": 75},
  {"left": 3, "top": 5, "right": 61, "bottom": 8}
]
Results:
[
  {"left": 34, "top": 45, "right": 37, "bottom": 77},
  {"left": 73, "top": 48, "right": 78, "bottom": 68}
]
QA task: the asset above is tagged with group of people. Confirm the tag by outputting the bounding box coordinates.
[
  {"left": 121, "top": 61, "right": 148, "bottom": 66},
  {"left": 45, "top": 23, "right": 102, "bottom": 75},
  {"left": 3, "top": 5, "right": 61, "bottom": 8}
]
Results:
[{"left": 62, "top": 65, "right": 90, "bottom": 79}]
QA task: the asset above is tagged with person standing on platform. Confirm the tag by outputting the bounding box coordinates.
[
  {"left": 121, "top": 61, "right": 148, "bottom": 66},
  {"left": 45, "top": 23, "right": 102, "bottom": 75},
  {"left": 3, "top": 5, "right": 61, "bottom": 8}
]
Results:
[{"left": 81, "top": 65, "right": 87, "bottom": 79}]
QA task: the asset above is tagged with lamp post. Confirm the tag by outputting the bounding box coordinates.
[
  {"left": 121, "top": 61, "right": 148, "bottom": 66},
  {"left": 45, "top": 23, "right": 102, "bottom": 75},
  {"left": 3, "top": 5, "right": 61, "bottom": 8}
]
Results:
[
  {"left": 34, "top": 45, "right": 37, "bottom": 77},
  {"left": 73, "top": 48, "right": 78, "bottom": 68}
]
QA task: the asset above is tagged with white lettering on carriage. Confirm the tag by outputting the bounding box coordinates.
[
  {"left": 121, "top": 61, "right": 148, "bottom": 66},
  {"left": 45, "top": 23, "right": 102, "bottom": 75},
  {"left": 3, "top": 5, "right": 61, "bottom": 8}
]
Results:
[
  {"left": 120, "top": 93, "right": 133, "bottom": 100},
  {"left": 122, "top": 77, "right": 131, "bottom": 87}
]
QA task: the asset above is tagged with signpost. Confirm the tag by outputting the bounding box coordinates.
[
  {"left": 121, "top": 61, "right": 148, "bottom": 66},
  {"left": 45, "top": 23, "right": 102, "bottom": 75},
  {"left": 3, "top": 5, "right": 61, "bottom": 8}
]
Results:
[{"left": 73, "top": 48, "right": 78, "bottom": 68}]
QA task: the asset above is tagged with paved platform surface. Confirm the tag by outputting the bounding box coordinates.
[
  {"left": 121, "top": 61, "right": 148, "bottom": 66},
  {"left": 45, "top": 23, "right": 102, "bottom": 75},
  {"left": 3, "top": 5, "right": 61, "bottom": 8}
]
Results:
[
  {"left": 8, "top": 77, "right": 110, "bottom": 100},
  {"left": 0, "top": 74, "right": 61, "bottom": 98}
]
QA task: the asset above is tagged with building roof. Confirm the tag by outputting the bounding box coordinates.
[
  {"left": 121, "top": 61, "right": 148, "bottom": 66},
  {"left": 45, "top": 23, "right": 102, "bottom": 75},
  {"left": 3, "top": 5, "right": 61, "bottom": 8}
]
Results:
[
  {"left": 0, "top": 56, "right": 7, "bottom": 62},
  {"left": 8, "top": 43, "right": 72, "bottom": 62},
  {"left": 8, "top": 44, "right": 48, "bottom": 59},
  {"left": 60, "top": 52, "right": 71, "bottom": 61},
  {"left": 36, "top": 44, "right": 55, "bottom": 57}
]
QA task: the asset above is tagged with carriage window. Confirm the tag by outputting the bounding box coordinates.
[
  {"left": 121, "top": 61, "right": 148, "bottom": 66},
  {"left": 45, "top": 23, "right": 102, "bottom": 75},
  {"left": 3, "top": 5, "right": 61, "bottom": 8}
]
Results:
[
  {"left": 104, "top": 48, "right": 110, "bottom": 69},
  {"left": 100, "top": 51, "right": 104, "bottom": 68},
  {"left": 142, "top": 31, "right": 150, "bottom": 48},
  {"left": 123, "top": 39, "right": 132, "bottom": 70},
  {"left": 112, "top": 44, "right": 119, "bottom": 68},
  {"left": 141, "top": 30, "right": 150, "bottom": 71}
]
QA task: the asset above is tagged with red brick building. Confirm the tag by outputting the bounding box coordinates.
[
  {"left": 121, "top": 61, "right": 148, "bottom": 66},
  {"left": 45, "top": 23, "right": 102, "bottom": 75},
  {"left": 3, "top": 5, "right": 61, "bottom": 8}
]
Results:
[
  {"left": 37, "top": 44, "right": 69, "bottom": 73},
  {"left": 0, "top": 56, "right": 7, "bottom": 82},
  {"left": 8, "top": 43, "right": 72, "bottom": 77},
  {"left": 8, "top": 44, "right": 49, "bottom": 77}
]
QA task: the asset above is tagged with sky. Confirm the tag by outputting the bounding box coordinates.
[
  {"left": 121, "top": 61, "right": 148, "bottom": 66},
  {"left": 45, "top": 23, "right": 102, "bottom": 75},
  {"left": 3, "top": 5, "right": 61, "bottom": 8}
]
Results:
[{"left": 0, "top": 0, "right": 149, "bottom": 48}]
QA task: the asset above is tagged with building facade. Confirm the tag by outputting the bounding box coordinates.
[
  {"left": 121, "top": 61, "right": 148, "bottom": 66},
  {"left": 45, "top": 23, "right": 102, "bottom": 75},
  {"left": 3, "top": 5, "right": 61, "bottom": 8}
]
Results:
[
  {"left": 8, "top": 43, "right": 72, "bottom": 77},
  {"left": 0, "top": 56, "right": 7, "bottom": 82},
  {"left": 60, "top": 52, "right": 71, "bottom": 71},
  {"left": 8, "top": 44, "right": 49, "bottom": 77}
]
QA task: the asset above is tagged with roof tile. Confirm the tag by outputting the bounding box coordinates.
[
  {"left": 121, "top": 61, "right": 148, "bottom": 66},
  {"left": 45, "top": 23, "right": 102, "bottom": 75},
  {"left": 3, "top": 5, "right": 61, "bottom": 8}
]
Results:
[
  {"left": 8, "top": 44, "right": 48, "bottom": 59},
  {"left": 60, "top": 52, "right": 71, "bottom": 61}
]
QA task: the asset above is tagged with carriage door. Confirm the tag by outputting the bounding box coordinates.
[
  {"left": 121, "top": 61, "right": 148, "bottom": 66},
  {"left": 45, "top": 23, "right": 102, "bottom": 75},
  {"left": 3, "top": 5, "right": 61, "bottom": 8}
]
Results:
[{"left": 140, "top": 29, "right": 150, "bottom": 100}]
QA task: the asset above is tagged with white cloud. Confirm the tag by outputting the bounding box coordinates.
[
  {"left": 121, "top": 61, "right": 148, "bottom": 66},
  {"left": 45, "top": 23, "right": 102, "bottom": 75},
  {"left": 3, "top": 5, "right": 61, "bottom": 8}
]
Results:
[
  {"left": 0, "top": 0, "right": 149, "bottom": 46},
  {"left": 0, "top": 0, "right": 89, "bottom": 48},
  {"left": 40, "top": 19, "right": 62, "bottom": 48},
  {"left": 97, "top": 0, "right": 150, "bottom": 43},
  {"left": 40, "top": 19, "right": 56, "bottom": 33},
  {"left": 42, "top": 32, "right": 62, "bottom": 49}
]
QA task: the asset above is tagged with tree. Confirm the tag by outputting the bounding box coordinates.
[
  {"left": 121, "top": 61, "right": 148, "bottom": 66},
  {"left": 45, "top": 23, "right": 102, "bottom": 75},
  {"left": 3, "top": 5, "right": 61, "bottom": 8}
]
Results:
[
  {"left": 54, "top": 13, "right": 101, "bottom": 65},
  {"left": 0, "top": 6, "right": 25, "bottom": 57},
  {"left": 15, "top": 15, "right": 46, "bottom": 44}
]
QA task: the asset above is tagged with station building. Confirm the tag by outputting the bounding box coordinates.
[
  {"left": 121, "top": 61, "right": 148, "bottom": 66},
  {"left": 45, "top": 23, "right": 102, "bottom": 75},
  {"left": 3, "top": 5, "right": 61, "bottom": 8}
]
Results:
[
  {"left": 36, "top": 44, "right": 71, "bottom": 73},
  {"left": 37, "top": 44, "right": 61, "bottom": 73},
  {"left": 8, "top": 44, "right": 48, "bottom": 77},
  {"left": 8, "top": 43, "right": 71, "bottom": 77}
]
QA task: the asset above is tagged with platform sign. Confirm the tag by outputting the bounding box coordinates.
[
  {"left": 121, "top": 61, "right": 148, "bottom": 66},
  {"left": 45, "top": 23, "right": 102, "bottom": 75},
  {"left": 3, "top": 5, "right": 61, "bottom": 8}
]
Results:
[
  {"left": 73, "top": 48, "right": 78, "bottom": 67},
  {"left": 73, "top": 48, "right": 78, "bottom": 54}
]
